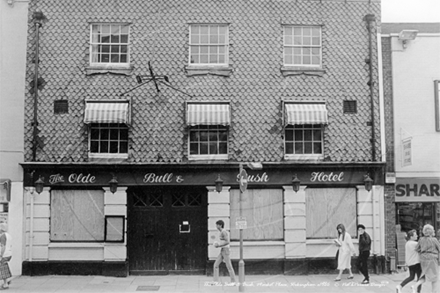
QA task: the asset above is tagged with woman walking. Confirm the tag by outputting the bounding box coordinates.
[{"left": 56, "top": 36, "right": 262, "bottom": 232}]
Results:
[
  {"left": 412, "top": 224, "right": 440, "bottom": 293},
  {"left": 396, "top": 230, "right": 422, "bottom": 293},
  {"left": 334, "top": 223, "right": 356, "bottom": 281}
]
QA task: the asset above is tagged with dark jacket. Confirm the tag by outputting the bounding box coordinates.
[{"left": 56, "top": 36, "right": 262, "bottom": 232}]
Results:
[{"left": 359, "top": 232, "right": 371, "bottom": 252}]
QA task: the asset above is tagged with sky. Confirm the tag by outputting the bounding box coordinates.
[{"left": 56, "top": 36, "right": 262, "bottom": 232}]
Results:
[{"left": 381, "top": 0, "right": 440, "bottom": 22}]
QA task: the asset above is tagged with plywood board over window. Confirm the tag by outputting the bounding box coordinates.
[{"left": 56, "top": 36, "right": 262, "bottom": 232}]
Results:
[
  {"left": 50, "top": 190, "right": 105, "bottom": 241},
  {"left": 306, "top": 188, "right": 357, "bottom": 239},
  {"left": 230, "top": 189, "right": 283, "bottom": 240}
]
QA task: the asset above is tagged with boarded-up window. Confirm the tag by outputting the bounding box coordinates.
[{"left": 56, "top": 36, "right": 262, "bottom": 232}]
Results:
[
  {"left": 230, "top": 189, "right": 283, "bottom": 240},
  {"left": 50, "top": 190, "right": 105, "bottom": 241},
  {"left": 306, "top": 188, "right": 357, "bottom": 238}
]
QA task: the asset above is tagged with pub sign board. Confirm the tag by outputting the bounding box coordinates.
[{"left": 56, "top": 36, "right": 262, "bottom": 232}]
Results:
[{"left": 22, "top": 165, "right": 383, "bottom": 188}]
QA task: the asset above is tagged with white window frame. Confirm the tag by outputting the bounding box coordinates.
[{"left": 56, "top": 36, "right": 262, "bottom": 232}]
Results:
[
  {"left": 88, "top": 123, "right": 129, "bottom": 159},
  {"left": 188, "top": 24, "right": 229, "bottom": 67},
  {"left": 188, "top": 125, "right": 228, "bottom": 161},
  {"left": 283, "top": 26, "right": 322, "bottom": 67},
  {"left": 284, "top": 124, "right": 324, "bottom": 161},
  {"left": 89, "top": 23, "right": 130, "bottom": 67}
]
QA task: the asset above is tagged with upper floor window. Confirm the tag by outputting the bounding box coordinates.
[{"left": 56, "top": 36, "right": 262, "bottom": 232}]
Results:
[
  {"left": 283, "top": 102, "right": 327, "bottom": 160},
  {"left": 186, "top": 102, "right": 230, "bottom": 160},
  {"left": 84, "top": 100, "right": 130, "bottom": 160},
  {"left": 189, "top": 125, "right": 228, "bottom": 157},
  {"left": 90, "top": 123, "right": 128, "bottom": 154},
  {"left": 90, "top": 24, "right": 130, "bottom": 66},
  {"left": 189, "top": 24, "right": 229, "bottom": 66},
  {"left": 283, "top": 26, "right": 321, "bottom": 67},
  {"left": 285, "top": 124, "right": 323, "bottom": 155}
]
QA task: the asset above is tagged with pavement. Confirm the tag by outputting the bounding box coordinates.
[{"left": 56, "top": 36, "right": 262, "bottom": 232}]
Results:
[{"left": 2, "top": 271, "right": 429, "bottom": 293}]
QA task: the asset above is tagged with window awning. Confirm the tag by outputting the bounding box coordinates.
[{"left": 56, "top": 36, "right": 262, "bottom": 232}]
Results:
[
  {"left": 84, "top": 101, "right": 130, "bottom": 124},
  {"left": 186, "top": 103, "right": 230, "bottom": 126},
  {"left": 285, "top": 103, "right": 328, "bottom": 125}
]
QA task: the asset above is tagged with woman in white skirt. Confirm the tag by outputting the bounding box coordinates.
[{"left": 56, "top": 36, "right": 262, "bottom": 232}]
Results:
[{"left": 334, "top": 223, "right": 356, "bottom": 281}]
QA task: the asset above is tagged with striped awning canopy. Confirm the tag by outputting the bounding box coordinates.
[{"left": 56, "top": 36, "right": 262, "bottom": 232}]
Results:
[
  {"left": 285, "top": 103, "right": 328, "bottom": 125},
  {"left": 186, "top": 103, "right": 230, "bottom": 126},
  {"left": 84, "top": 101, "right": 130, "bottom": 124}
]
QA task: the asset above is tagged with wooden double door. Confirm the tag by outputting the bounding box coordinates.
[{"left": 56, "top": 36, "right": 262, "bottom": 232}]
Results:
[{"left": 127, "top": 186, "right": 207, "bottom": 275}]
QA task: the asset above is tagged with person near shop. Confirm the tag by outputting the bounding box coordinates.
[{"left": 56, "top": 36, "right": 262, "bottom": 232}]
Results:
[
  {"left": 334, "top": 223, "right": 356, "bottom": 281},
  {"left": 357, "top": 224, "right": 371, "bottom": 284},
  {"left": 411, "top": 224, "right": 440, "bottom": 293},
  {"left": 396, "top": 230, "right": 422, "bottom": 293},
  {"left": 0, "top": 223, "right": 12, "bottom": 290},
  {"left": 213, "top": 220, "right": 236, "bottom": 284}
]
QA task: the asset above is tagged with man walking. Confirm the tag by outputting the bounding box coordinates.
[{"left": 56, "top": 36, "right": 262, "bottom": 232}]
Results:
[
  {"left": 213, "top": 220, "right": 236, "bottom": 284},
  {"left": 357, "top": 224, "right": 371, "bottom": 284}
]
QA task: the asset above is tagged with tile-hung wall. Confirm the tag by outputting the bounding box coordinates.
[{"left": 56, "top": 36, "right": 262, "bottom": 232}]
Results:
[{"left": 23, "top": 0, "right": 382, "bottom": 164}]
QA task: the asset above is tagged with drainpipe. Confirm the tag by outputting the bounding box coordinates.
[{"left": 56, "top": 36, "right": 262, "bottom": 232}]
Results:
[
  {"left": 32, "top": 10, "right": 45, "bottom": 161},
  {"left": 364, "top": 14, "right": 376, "bottom": 162},
  {"left": 377, "top": 27, "right": 386, "bottom": 163},
  {"left": 29, "top": 191, "right": 34, "bottom": 261},
  {"left": 30, "top": 9, "right": 46, "bottom": 262}
]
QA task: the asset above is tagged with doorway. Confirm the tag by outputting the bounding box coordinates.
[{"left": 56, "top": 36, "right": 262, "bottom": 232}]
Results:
[{"left": 127, "top": 186, "right": 208, "bottom": 275}]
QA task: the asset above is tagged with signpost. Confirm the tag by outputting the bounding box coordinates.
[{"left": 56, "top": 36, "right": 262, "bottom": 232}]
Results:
[{"left": 238, "top": 165, "right": 247, "bottom": 292}]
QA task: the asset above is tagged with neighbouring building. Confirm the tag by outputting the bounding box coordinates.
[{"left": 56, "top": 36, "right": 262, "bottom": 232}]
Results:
[
  {"left": 381, "top": 23, "right": 440, "bottom": 269},
  {"left": 0, "top": 0, "right": 29, "bottom": 276},
  {"left": 21, "top": 0, "right": 386, "bottom": 277}
]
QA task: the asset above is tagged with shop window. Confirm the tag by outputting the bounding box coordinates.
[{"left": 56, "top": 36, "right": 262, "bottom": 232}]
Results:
[
  {"left": 396, "top": 202, "right": 440, "bottom": 236},
  {"left": 306, "top": 188, "right": 357, "bottom": 238},
  {"left": 230, "top": 189, "right": 283, "bottom": 240},
  {"left": 50, "top": 190, "right": 105, "bottom": 242}
]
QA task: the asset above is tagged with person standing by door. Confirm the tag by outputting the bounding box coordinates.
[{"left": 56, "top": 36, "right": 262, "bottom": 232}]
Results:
[
  {"left": 213, "top": 220, "right": 236, "bottom": 284},
  {"left": 357, "top": 224, "right": 371, "bottom": 284},
  {"left": 0, "top": 223, "right": 12, "bottom": 290}
]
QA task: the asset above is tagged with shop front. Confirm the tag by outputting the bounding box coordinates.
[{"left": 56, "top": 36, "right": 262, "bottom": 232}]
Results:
[
  {"left": 21, "top": 162, "right": 385, "bottom": 276},
  {"left": 395, "top": 178, "right": 440, "bottom": 235}
]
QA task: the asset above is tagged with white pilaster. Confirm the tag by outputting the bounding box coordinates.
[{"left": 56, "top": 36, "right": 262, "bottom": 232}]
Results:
[
  {"left": 284, "top": 185, "right": 306, "bottom": 258},
  {"left": 103, "top": 187, "right": 127, "bottom": 260},
  {"left": 357, "top": 185, "right": 383, "bottom": 255},
  {"left": 207, "top": 186, "right": 231, "bottom": 259}
]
